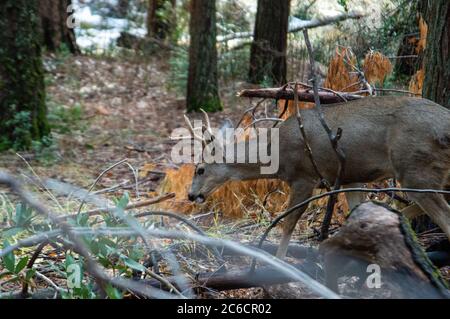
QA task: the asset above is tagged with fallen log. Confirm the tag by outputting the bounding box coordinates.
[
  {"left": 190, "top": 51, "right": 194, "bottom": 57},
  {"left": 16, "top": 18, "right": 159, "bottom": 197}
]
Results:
[
  {"left": 141, "top": 262, "right": 322, "bottom": 292},
  {"left": 320, "top": 201, "right": 450, "bottom": 299},
  {"left": 237, "top": 87, "right": 363, "bottom": 104},
  {"left": 218, "top": 11, "right": 365, "bottom": 42},
  {"left": 177, "top": 243, "right": 319, "bottom": 261}
]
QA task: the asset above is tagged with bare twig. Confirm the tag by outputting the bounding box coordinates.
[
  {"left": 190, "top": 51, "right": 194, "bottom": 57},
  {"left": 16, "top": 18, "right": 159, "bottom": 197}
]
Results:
[
  {"left": 302, "top": 29, "right": 347, "bottom": 240},
  {"left": 57, "top": 193, "right": 176, "bottom": 221},
  {"left": 256, "top": 187, "right": 450, "bottom": 253},
  {"left": 293, "top": 82, "right": 331, "bottom": 190},
  {"left": 238, "top": 87, "right": 362, "bottom": 104},
  {"left": 218, "top": 11, "right": 365, "bottom": 42},
  {"left": 0, "top": 172, "right": 178, "bottom": 299}
]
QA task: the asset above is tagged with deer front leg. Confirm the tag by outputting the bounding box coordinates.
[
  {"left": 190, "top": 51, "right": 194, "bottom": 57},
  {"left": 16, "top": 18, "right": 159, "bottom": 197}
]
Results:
[
  {"left": 343, "top": 183, "right": 366, "bottom": 211},
  {"left": 276, "top": 181, "right": 314, "bottom": 259}
]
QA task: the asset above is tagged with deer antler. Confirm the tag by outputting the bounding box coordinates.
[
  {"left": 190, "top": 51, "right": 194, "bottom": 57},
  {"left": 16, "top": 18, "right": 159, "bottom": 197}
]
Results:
[
  {"left": 200, "top": 108, "right": 215, "bottom": 142},
  {"left": 183, "top": 114, "right": 204, "bottom": 141},
  {"left": 171, "top": 110, "right": 217, "bottom": 150}
]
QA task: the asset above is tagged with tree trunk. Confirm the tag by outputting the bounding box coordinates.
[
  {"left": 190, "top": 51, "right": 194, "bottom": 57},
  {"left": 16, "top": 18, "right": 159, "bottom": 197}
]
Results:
[
  {"left": 38, "top": 0, "right": 80, "bottom": 54},
  {"left": 147, "top": 0, "right": 176, "bottom": 41},
  {"left": 394, "top": 34, "right": 419, "bottom": 77},
  {"left": 320, "top": 202, "right": 449, "bottom": 298},
  {"left": 186, "top": 0, "right": 221, "bottom": 112},
  {"left": 419, "top": 0, "right": 450, "bottom": 108},
  {"left": 0, "top": 0, "right": 50, "bottom": 151},
  {"left": 117, "top": 0, "right": 129, "bottom": 18},
  {"left": 248, "top": 0, "right": 290, "bottom": 86}
]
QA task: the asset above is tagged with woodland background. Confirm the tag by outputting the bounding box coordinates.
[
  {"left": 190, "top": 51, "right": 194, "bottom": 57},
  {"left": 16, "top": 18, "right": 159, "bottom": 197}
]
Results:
[{"left": 0, "top": 0, "right": 449, "bottom": 299}]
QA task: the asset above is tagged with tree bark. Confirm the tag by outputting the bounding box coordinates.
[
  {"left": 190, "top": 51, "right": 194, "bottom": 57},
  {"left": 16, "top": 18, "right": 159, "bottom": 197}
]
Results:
[
  {"left": 186, "top": 0, "right": 221, "bottom": 112},
  {"left": 238, "top": 87, "right": 362, "bottom": 103},
  {"left": 38, "top": 0, "right": 80, "bottom": 54},
  {"left": 419, "top": 0, "right": 450, "bottom": 108},
  {"left": 147, "top": 0, "right": 176, "bottom": 41},
  {"left": 394, "top": 35, "right": 419, "bottom": 77},
  {"left": 320, "top": 202, "right": 449, "bottom": 298},
  {"left": 0, "top": 0, "right": 50, "bottom": 151},
  {"left": 248, "top": 0, "right": 290, "bottom": 86},
  {"left": 117, "top": 0, "right": 130, "bottom": 18}
]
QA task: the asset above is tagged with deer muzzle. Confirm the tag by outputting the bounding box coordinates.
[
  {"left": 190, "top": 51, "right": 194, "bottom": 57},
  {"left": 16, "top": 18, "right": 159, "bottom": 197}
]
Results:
[{"left": 188, "top": 193, "right": 205, "bottom": 203}]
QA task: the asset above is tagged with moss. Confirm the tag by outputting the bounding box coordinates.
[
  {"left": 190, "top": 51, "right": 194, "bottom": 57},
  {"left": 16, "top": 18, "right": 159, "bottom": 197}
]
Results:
[
  {"left": 368, "top": 201, "right": 449, "bottom": 294},
  {"left": 399, "top": 213, "right": 450, "bottom": 293},
  {"left": 187, "top": 96, "right": 223, "bottom": 113},
  {"left": 0, "top": 0, "right": 50, "bottom": 151}
]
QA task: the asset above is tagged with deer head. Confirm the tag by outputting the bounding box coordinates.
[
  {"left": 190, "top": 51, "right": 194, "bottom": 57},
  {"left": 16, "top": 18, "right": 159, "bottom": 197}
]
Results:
[
  {"left": 182, "top": 110, "right": 231, "bottom": 203},
  {"left": 183, "top": 110, "right": 279, "bottom": 203}
]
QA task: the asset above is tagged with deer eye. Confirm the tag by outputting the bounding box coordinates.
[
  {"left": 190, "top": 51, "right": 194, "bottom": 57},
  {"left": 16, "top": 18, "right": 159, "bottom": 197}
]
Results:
[{"left": 197, "top": 168, "right": 205, "bottom": 175}]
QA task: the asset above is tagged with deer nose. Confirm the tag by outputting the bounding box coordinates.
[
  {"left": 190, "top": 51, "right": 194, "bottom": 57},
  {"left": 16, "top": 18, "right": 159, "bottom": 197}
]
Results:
[{"left": 188, "top": 193, "right": 196, "bottom": 202}]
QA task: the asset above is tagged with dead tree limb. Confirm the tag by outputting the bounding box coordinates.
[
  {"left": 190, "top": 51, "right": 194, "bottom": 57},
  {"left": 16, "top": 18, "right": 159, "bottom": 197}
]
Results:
[
  {"left": 142, "top": 263, "right": 320, "bottom": 292},
  {"left": 320, "top": 202, "right": 450, "bottom": 298},
  {"left": 256, "top": 187, "right": 450, "bottom": 260},
  {"left": 294, "top": 82, "right": 331, "bottom": 190},
  {"left": 56, "top": 193, "right": 176, "bottom": 221},
  {"left": 218, "top": 11, "right": 365, "bottom": 42},
  {"left": 302, "top": 29, "right": 347, "bottom": 240},
  {"left": 0, "top": 172, "right": 179, "bottom": 299},
  {"left": 237, "top": 87, "right": 362, "bottom": 104}
]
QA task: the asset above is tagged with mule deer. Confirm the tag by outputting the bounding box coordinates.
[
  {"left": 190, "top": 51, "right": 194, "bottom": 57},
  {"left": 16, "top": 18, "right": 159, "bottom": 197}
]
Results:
[{"left": 184, "top": 96, "right": 450, "bottom": 258}]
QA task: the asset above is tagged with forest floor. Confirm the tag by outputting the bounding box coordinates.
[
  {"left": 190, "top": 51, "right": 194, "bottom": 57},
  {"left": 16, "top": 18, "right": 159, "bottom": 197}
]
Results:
[
  {"left": 0, "top": 52, "right": 448, "bottom": 299},
  {"left": 0, "top": 52, "right": 307, "bottom": 299}
]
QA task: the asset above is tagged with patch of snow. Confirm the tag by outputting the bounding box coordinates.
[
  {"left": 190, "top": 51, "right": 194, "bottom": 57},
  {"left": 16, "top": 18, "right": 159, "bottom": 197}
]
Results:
[
  {"left": 72, "top": 0, "right": 147, "bottom": 52},
  {"left": 75, "top": 5, "right": 103, "bottom": 26}
]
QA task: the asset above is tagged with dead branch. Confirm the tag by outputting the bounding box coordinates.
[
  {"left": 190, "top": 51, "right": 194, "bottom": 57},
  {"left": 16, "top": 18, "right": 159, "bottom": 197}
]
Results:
[
  {"left": 218, "top": 11, "right": 365, "bottom": 43},
  {"left": 302, "top": 29, "right": 347, "bottom": 240},
  {"left": 0, "top": 172, "right": 179, "bottom": 299},
  {"left": 256, "top": 187, "right": 450, "bottom": 259},
  {"left": 293, "top": 82, "right": 331, "bottom": 190},
  {"left": 320, "top": 202, "right": 450, "bottom": 298},
  {"left": 0, "top": 223, "right": 340, "bottom": 299},
  {"left": 56, "top": 192, "right": 176, "bottom": 221},
  {"left": 237, "top": 87, "right": 362, "bottom": 104},
  {"left": 141, "top": 263, "right": 320, "bottom": 292},
  {"left": 77, "top": 158, "right": 139, "bottom": 214}
]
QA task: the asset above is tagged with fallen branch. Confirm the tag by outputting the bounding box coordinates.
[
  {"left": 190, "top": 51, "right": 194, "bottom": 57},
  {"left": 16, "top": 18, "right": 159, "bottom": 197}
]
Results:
[
  {"left": 0, "top": 172, "right": 180, "bottom": 299},
  {"left": 302, "top": 29, "right": 347, "bottom": 240},
  {"left": 237, "top": 87, "right": 362, "bottom": 104},
  {"left": 321, "top": 202, "right": 450, "bottom": 298},
  {"left": 56, "top": 193, "right": 176, "bottom": 221},
  {"left": 256, "top": 187, "right": 450, "bottom": 257},
  {"left": 142, "top": 263, "right": 320, "bottom": 292},
  {"left": 218, "top": 11, "right": 365, "bottom": 42}
]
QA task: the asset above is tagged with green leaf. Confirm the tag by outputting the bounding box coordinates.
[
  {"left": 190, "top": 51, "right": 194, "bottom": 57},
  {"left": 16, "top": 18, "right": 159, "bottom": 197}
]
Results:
[
  {"left": 15, "top": 256, "right": 29, "bottom": 273},
  {"left": 117, "top": 192, "right": 129, "bottom": 210},
  {"left": 76, "top": 213, "right": 89, "bottom": 227},
  {"left": 2, "top": 240, "right": 15, "bottom": 273},
  {"left": 65, "top": 253, "right": 75, "bottom": 269},
  {"left": 25, "top": 269, "right": 36, "bottom": 281},
  {"left": 105, "top": 284, "right": 123, "bottom": 299},
  {"left": 122, "top": 257, "right": 146, "bottom": 273},
  {"left": 2, "top": 227, "right": 25, "bottom": 238}
]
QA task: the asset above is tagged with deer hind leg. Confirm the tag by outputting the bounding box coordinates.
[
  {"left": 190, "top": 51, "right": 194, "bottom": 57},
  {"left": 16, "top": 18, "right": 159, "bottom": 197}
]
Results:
[
  {"left": 276, "top": 181, "right": 314, "bottom": 259},
  {"left": 343, "top": 183, "right": 366, "bottom": 211},
  {"left": 399, "top": 173, "right": 450, "bottom": 241},
  {"left": 401, "top": 203, "right": 425, "bottom": 219},
  {"left": 400, "top": 178, "right": 449, "bottom": 220}
]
